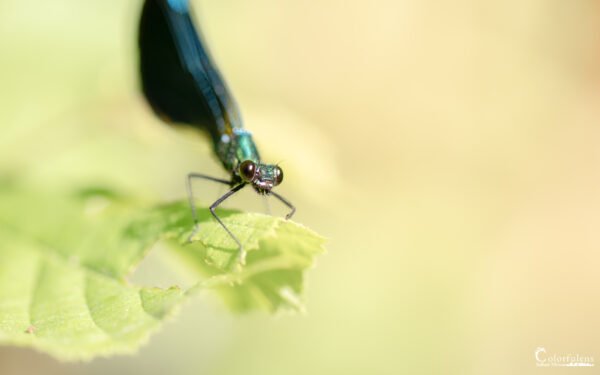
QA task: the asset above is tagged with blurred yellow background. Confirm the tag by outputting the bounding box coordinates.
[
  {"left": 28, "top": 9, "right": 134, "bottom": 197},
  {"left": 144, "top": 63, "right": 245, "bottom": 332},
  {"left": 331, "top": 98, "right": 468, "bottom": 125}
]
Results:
[{"left": 1, "top": 0, "right": 600, "bottom": 374}]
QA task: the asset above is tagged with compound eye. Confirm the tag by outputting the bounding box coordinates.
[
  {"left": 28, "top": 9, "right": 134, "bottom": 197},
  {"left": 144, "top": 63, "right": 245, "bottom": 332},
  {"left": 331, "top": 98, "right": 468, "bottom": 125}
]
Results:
[
  {"left": 239, "top": 160, "right": 257, "bottom": 182},
  {"left": 274, "top": 166, "right": 284, "bottom": 185}
]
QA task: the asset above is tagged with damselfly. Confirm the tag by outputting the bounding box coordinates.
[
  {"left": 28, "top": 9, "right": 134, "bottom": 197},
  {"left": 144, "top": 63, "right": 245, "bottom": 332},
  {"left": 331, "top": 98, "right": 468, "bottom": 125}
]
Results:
[{"left": 138, "top": 0, "right": 295, "bottom": 264}]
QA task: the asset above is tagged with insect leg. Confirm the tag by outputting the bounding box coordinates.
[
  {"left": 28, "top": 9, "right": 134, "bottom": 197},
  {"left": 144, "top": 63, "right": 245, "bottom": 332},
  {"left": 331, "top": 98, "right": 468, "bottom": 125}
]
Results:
[
  {"left": 270, "top": 191, "right": 296, "bottom": 220},
  {"left": 186, "top": 173, "right": 231, "bottom": 242},
  {"left": 209, "top": 183, "right": 247, "bottom": 264}
]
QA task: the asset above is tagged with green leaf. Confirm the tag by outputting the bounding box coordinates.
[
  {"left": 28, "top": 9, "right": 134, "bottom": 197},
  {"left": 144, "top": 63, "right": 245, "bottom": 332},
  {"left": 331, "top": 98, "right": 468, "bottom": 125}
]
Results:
[
  {"left": 131, "top": 202, "right": 326, "bottom": 313},
  {"left": 0, "top": 185, "right": 185, "bottom": 360},
  {"left": 0, "top": 184, "right": 325, "bottom": 360}
]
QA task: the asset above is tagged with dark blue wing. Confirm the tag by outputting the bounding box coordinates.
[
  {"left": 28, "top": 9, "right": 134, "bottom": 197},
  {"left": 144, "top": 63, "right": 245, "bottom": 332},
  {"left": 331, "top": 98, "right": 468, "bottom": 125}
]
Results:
[{"left": 138, "top": 0, "right": 242, "bottom": 138}]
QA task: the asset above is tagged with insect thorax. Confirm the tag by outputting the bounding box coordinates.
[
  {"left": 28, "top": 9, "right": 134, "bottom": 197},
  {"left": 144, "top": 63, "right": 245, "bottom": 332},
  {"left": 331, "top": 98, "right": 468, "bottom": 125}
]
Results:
[{"left": 215, "top": 128, "right": 260, "bottom": 175}]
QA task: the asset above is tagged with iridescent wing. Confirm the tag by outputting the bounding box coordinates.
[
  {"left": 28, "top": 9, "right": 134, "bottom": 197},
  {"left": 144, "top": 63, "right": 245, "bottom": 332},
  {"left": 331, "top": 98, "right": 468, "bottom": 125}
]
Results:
[{"left": 138, "top": 0, "right": 242, "bottom": 137}]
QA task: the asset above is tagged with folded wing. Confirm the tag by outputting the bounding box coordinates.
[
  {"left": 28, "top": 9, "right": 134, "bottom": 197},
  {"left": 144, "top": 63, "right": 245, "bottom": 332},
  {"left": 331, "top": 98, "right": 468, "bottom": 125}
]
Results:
[{"left": 138, "top": 0, "right": 242, "bottom": 138}]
